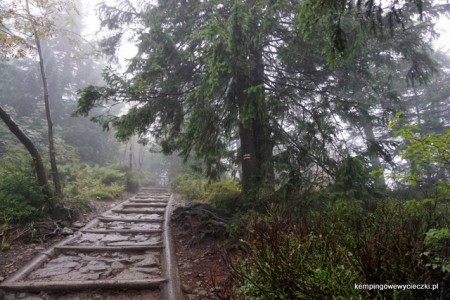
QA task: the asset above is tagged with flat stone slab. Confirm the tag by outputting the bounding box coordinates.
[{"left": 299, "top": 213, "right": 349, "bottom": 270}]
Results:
[
  {"left": 103, "top": 212, "right": 164, "bottom": 220},
  {"left": 68, "top": 233, "right": 162, "bottom": 247},
  {"left": 95, "top": 220, "right": 162, "bottom": 230},
  {"left": 1, "top": 189, "right": 174, "bottom": 298},
  {"left": 112, "top": 208, "right": 166, "bottom": 214},
  {"left": 123, "top": 203, "right": 167, "bottom": 208},
  {"left": 26, "top": 251, "right": 161, "bottom": 282}
]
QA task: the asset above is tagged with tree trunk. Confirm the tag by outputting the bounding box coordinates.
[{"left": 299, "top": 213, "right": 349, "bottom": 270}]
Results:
[
  {"left": 26, "top": 0, "right": 62, "bottom": 196},
  {"left": 129, "top": 140, "right": 133, "bottom": 170},
  {"left": 229, "top": 1, "right": 274, "bottom": 201},
  {"left": 236, "top": 47, "right": 274, "bottom": 201},
  {"left": 363, "top": 122, "right": 386, "bottom": 188},
  {"left": 0, "top": 105, "right": 51, "bottom": 196}
]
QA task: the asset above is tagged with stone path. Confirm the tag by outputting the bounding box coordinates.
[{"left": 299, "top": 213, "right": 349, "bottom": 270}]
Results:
[{"left": 0, "top": 188, "right": 183, "bottom": 300}]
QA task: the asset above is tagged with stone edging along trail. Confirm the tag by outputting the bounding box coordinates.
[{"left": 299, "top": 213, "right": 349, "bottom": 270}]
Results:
[{"left": 0, "top": 188, "right": 183, "bottom": 300}]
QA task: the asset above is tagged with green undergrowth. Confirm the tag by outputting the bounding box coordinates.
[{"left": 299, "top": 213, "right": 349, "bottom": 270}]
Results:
[
  {"left": 0, "top": 151, "right": 54, "bottom": 224},
  {"left": 0, "top": 149, "right": 156, "bottom": 224},
  {"left": 229, "top": 196, "right": 450, "bottom": 299},
  {"left": 61, "top": 164, "right": 155, "bottom": 212},
  {"left": 170, "top": 173, "right": 241, "bottom": 213}
]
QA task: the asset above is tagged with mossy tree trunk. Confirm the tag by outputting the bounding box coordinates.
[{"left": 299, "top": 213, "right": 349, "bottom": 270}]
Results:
[{"left": 0, "top": 105, "right": 51, "bottom": 196}]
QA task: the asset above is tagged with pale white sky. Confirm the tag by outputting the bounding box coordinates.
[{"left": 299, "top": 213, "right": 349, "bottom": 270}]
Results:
[
  {"left": 81, "top": 0, "right": 138, "bottom": 66},
  {"left": 435, "top": 17, "right": 450, "bottom": 52}
]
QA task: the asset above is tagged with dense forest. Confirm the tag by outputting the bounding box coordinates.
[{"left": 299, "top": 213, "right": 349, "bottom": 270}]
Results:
[{"left": 1, "top": 0, "right": 449, "bottom": 299}]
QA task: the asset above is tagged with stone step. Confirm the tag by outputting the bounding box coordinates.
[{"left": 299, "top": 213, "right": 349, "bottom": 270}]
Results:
[
  {"left": 98, "top": 217, "right": 164, "bottom": 223},
  {"left": 112, "top": 209, "right": 165, "bottom": 214},
  {"left": 123, "top": 203, "right": 168, "bottom": 208},
  {"left": 129, "top": 199, "right": 169, "bottom": 204},
  {"left": 0, "top": 188, "right": 181, "bottom": 298}
]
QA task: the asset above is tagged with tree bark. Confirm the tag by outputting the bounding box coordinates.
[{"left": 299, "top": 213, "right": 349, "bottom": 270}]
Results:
[
  {"left": 0, "top": 105, "right": 51, "bottom": 195},
  {"left": 236, "top": 47, "right": 274, "bottom": 200},
  {"left": 26, "top": 0, "right": 62, "bottom": 196}
]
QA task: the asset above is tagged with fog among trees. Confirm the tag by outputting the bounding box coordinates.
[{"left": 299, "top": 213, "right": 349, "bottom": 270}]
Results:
[{"left": 1, "top": 0, "right": 449, "bottom": 298}]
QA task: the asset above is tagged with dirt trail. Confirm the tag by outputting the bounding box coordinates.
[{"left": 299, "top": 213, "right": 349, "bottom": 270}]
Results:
[{"left": 0, "top": 188, "right": 183, "bottom": 300}]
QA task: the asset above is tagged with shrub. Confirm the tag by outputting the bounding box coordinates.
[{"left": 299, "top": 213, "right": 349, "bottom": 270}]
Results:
[
  {"left": 231, "top": 210, "right": 361, "bottom": 299},
  {"left": 61, "top": 164, "right": 126, "bottom": 212},
  {"left": 94, "top": 165, "right": 125, "bottom": 185},
  {"left": 204, "top": 179, "right": 241, "bottom": 213},
  {"left": 171, "top": 174, "right": 242, "bottom": 212},
  {"left": 170, "top": 173, "right": 206, "bottom": 202},
  {"left": 0, "top": 191, "right": 37, "bottom": 224},
  {"left": 230, "top": 197, "right": 449, "bottom": 299},
  {"left": 0, "top": 154, "right": 53, "bottom": 224}
]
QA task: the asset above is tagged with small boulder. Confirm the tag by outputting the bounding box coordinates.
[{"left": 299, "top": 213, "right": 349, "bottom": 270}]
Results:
[{"left": 61, "top": 227, "right": 74, "bottom": 235}]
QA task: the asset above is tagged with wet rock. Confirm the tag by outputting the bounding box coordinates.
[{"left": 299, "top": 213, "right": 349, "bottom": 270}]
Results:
[
  {"left": 128, "top": 254, "right": 147, "bottom": 263},
  {"left": 101, "top": 234, "right": 129, "bottom": 243},
  {"left": 53, "top": 272, "right": 100, "bottom": 281},
  {"left": 197, "top": 290, "right": 208, "bottom": 297},
  {"left": 61, "top": 227, "right": 74, "bottom": 235},
  {"left": 55, "top": 261, "right": 81, "bottom": 269},
  {"left": 111, "top": 261, "right": 125, "bottom": 270},
  {"left": 29, "top": 267, "right": 72, "bottom": 279},
  {"left": 115, "top": 269, "right": 150, "bottom": 280},
  {"left": 210, "top": 287, "right": 223, "bottom": 293},
  {"left": 47, "top": 256, "right": 80, "bottom": 265},
  {"left": 135, "top": 255, "right": 159, "bottom": 267},
  {"left": 72, "top": 222, "right": 85, "bottom": 228},
  {"left": 79, "top": 261, "right": 108, "bottom": 273},
  {"left": 132, "top": 267, "right": 160, "bottom": 275},
  {"left": 102, "top": 267, "right": 113, "bottom": 277},
  {"left": 182, "top": 263, "right": 193, "bottom": 269},
  {"left": 182, "top": 284, "right": 193, "bottom": 294}
]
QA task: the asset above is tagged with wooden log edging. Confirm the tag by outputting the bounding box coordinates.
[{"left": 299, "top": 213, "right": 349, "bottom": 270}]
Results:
[
  {"left": 0, "top": 279, "right": 166, "bottom": 292},
  {"left": 111, "top": 209, "right": 165, "bottom": 215},
  {"left": 55, "top": 245, "right": 164, "bottom": 252},
  {"left": 81, "top": 229, "right": 163, "bottom": 234},
  {"left": 0, "top": 188, "right": 179, "bottom": 298},
  {"left": 162, "top": 194, "right": 184, "bottom": 300}
]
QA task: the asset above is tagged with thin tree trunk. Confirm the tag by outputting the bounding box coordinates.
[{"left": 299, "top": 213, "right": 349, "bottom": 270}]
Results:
[
  {"left": 129, "top": 139, "right": 133, "bottom": 170},
  {"left": 363, "top": 122, "right": 386, "bottom": 188},
  {"left": 26, "top": 0, "right": 62, "bottom": 196},
  {"left": 0, "top": 105, "right": 51, "bottom": 196}
]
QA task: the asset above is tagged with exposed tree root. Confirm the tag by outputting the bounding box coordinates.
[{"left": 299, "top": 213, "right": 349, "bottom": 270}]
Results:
[{"left": 171, "top": 203, "right": 232, "bottom": 246}]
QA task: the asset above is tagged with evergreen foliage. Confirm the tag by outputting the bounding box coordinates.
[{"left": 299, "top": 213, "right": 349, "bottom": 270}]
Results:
[{"left": 75, "top": 0, "right": 447, "bottom": 202}]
